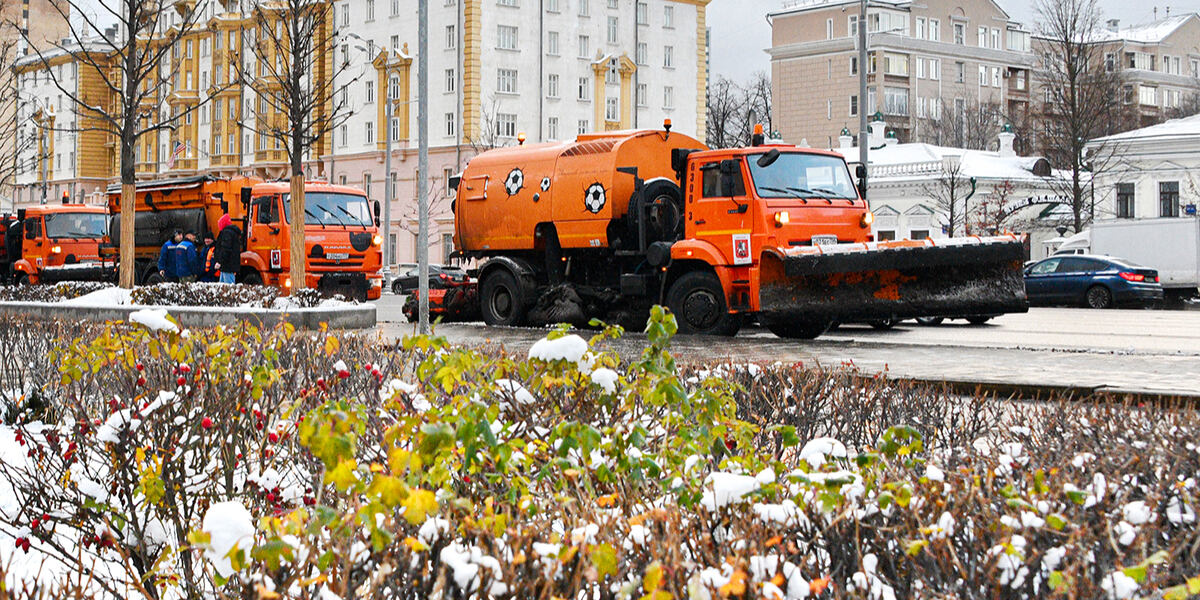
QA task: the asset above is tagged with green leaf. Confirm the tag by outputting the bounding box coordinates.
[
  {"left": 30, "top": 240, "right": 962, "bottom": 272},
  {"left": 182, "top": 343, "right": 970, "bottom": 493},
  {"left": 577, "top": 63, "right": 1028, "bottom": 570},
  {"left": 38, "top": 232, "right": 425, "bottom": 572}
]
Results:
[
  {"left": 1046, "top": 514, "right": 1068, "bottom": 530},
  {"left": 905, "top": 540, "right": 929, "bottom": 556},
  {"left": 1048, "top": 571, "right": 1067, "bottom": 591},
  {"left": 1122, "top": 565, "right": 1148, "bottom": 584},
  {"left": 592, "top": 543, "right": 618, "bottom": 579}
]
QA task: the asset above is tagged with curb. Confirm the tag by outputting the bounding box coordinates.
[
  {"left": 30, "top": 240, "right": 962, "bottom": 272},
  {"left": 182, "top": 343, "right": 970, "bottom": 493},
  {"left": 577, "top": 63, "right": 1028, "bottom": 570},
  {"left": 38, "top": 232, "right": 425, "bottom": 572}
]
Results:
[
  {"left": 875, "top": 375, "right": 1200, "bottom": 405},
  {"left": 0, "top": 301, "right": 376, "bottom": 330}
]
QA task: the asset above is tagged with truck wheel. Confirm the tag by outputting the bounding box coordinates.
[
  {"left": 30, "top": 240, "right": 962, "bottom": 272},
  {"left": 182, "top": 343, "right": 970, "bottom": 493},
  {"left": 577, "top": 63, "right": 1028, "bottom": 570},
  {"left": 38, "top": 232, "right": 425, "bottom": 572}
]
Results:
[
  {"left": 1085, "top": 285, "right": 1112, "bottom": 309},
  {"left": 966, "top": 315, "right": 992, "bottom": 325},
  {"left": 480, "top": 269, "right": 526, "bottom": 327},
  {"left": 869, "top": 317, "right": 898, "bottom": 330},
  {"left": 761, "top": 315, "right": 830, "bottom": 339},
  {"left": 666, "top": 271, "right": 741, "bottom": 336},
  {"left": 916, "top": 317, "right": 944, "bottom": 326},
  {"left": 242, "top": 272, "right": 264, "bottom": 286},
  {"left": 15, "top": 273, "right": 31, "bottom": 286}
]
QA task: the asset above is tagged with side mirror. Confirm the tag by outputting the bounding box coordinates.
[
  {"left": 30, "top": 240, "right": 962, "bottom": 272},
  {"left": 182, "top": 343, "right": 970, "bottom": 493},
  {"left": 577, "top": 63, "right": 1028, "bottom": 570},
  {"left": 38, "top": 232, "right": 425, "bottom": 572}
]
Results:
[
  {"left": 373, "top": 201, "right": 381, "bottom": 227},
  {"left": 239, "top": 187, "right": 252, "bottom": 209},
  {"left": 756, "top": 149, "right": 780, "bottom": 168},
  {"left": 856, "top": 164, "right": 867, "bottom": 180}
]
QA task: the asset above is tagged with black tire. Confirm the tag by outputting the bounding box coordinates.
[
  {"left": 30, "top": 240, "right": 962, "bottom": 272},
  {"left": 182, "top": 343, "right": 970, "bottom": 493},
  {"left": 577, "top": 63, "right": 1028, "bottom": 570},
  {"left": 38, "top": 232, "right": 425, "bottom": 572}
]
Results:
[
  {"left": 142, "top": 271, "right": 166, "bottom": 286},
  {"left": 241, "top": 271, "right": 264, "bottom": 286},
  {"left": 15, "top": 272, "right": 31, "bottom": 286},
  {"left": 966, "top": 315, "right": 992, "bottom": 325},
  {"left": 480, "top": 269, "right": 526, "bottom": 327},
  {"left": 761, "top": 314, "right": 830, "bottom": 339},
  {"left": 916, "top": 317, "right": 944, "bottom": 326},
  {"left": 1085, "top": 285, "right": 1112, "bottom": 309},
  {"left": 391, "top": 279, "right": 405, "bottom": 295},
  {"left": 869, "top": 317, "right": 898, "bottom": 330},
  {"left": 666, "top": 271, "right": 741, "bottom": 335},
  {"left": 641, "top": 180, "right": 684, "bottom": 243}
]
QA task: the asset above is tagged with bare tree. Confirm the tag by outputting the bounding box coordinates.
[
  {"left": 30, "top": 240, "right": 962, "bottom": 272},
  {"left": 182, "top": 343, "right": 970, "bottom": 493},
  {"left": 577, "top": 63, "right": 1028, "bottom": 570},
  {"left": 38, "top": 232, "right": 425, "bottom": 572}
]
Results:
[
  {"left": 706, "top": 72, "right": 774, "bottom": 148},
  {"left": 463, "top": 95, "right": 511, "bottom": 153},
  {"left": 238, "top": 0, "right": 358, "bottom": 292},
  {"left": 923, "top": 157, "right": 974, "bottom": 237},
  {"left": 1034, "top": 0, "right": 1125, "bottom": 233},
  {"left": 917, "top": 97, "right": 1004, "bottom": 150},
  {"left": 1165, "top": 89, "right": 1200, "bottom": 120},
  {"left": 0, "top": 8, "right": 34, "bottom": 210},
  {"left": 16, "top": 0, "right": 210, "bottom": 287}
]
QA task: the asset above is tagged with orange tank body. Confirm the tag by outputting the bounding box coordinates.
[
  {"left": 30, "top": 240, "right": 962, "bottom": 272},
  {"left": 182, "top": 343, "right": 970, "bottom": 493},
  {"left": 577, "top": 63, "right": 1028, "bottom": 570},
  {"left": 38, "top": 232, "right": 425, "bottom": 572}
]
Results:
[{"left": 455, "top": 129, "right": 706, "bottom": 252}]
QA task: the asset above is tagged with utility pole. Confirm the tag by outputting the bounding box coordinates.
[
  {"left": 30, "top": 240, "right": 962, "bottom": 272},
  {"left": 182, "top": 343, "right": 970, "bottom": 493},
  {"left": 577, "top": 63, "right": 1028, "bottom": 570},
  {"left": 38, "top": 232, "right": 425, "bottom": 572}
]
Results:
[
  {"left": 39, "top": 125, "right": 46, "bottom": 204},
  {"left": 857, "top": 0, "right": 869, "bottom": 184},
  {"left": 417, "top": 0, "right": 430, "bottom": 333},
  {"left": 383, "top": 63, "right": 394, "bottom": 288}
]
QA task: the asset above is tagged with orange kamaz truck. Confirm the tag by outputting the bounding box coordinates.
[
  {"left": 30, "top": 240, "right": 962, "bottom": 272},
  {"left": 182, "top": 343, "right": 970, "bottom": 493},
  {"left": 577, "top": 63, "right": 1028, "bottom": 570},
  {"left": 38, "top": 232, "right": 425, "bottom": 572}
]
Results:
[
  {"left": 448, "top": 125, "right": 1027, "bottom": 338},
  {"left": 2, "top": 203, "right": 116, "bottom": 285},
  {"left": 107, "top": 175, "right": 383, "bottom": 300}
]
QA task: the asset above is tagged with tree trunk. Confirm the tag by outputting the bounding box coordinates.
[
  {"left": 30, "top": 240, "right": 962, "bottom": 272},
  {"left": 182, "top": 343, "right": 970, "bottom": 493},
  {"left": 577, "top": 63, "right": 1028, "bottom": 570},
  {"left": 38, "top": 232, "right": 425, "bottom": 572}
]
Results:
[
  {"left": 289, "top": 173, "right": 306, "bottom": 292},
  {"left": 119, "top": 183, "right": 135, "bottom": 288}
]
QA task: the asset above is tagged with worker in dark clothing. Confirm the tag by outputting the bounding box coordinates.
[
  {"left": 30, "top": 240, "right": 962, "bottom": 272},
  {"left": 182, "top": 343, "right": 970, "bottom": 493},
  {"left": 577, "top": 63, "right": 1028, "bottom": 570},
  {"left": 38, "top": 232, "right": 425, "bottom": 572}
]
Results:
[
  {"left": 157, "top": 229, "right": 198, "bottom": 282},
  {"left": 198, "top": 234, "right": 218, "bottom": 282},
  {"left": 212, "top": 214, "right": 242, "bottom": 284}
]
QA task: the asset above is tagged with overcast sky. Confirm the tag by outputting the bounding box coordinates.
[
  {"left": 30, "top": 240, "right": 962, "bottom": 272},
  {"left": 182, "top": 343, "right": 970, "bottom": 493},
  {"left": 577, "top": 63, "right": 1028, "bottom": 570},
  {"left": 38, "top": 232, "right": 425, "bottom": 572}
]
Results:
[{"left": 708, "top": 0, "right": 1184, "bottom": 83}]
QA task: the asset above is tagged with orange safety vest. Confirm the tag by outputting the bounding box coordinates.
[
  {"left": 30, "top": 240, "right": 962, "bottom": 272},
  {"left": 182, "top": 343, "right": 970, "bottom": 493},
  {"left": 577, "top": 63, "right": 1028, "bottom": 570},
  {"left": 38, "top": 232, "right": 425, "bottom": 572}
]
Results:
[{"left": 204, "top": 246, "right": 216, "bottom": 273}]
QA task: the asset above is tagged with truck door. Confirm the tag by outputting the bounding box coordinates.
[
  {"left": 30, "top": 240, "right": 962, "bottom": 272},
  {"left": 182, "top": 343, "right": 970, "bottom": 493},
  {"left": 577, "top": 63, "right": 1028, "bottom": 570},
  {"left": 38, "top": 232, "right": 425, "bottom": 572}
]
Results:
[
  {"left": 248, "top": 195, "right": 284, "bottom": 271},
  {"left": 22, "top": 217, "right": 43, "bottom": 268},
  {"left": 690, "top": 158, "right": 751, "bottom": 266}
]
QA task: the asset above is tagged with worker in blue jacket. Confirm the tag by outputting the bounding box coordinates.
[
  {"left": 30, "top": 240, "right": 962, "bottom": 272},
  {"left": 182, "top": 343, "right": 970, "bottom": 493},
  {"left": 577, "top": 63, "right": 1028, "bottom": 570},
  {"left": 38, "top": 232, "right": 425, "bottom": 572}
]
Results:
[{"left": 157, "top": 229, "right": 199, "bottom": 282}]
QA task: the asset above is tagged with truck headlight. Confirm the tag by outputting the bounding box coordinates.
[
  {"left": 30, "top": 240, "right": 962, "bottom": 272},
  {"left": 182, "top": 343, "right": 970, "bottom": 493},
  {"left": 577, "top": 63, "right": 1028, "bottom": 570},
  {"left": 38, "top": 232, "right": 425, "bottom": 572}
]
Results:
[
  {"left": 860, "top": 211, "right": 875, "bottom": 228},
  {"left": 774, "top": 211, "right": 790, "bottom": 228},
  {"left": 51, "top": 245, "right": 62, "bottom": 254},
  {"left": 372, "top": 234, "right": 383, "bottom": 246}
]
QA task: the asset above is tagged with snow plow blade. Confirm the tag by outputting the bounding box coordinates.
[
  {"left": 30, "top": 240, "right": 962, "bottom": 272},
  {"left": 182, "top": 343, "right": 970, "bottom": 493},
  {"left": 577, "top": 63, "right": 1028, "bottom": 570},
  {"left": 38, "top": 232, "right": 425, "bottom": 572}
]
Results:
[{"left": 758, "top": 235, "right": 1028, "bottom": 323}]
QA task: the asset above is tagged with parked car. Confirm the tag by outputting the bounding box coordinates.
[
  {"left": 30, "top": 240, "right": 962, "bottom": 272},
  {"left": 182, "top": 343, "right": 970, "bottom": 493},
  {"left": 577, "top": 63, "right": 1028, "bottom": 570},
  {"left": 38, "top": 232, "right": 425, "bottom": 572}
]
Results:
[
  {"left": 391, "top": 264, "right": 469, "bottom": 295},
  {"left": 1023, "top": 254, "right": 1163, "bottom": 308}
]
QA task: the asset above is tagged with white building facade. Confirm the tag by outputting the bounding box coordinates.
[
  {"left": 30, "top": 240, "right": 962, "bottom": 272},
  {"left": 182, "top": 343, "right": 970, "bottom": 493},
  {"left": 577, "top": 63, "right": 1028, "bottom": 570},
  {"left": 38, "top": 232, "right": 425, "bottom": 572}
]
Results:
[{"left": 1086, "top": 113, "right": 1200, "bottom": 222}]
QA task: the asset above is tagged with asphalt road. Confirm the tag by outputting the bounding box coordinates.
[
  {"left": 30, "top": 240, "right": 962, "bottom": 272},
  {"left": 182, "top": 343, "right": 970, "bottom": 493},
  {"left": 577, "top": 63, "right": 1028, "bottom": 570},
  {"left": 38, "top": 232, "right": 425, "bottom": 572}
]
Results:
[{"left": 373, "top": 294, "right": 1200, "bottom": 398}]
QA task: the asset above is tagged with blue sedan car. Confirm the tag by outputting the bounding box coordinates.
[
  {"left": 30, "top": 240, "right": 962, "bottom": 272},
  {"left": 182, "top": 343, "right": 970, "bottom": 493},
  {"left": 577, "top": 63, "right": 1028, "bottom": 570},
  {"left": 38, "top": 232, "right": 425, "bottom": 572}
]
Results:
[{"left": 1023, "top": 255, "right": 1164, "bottom": 308}]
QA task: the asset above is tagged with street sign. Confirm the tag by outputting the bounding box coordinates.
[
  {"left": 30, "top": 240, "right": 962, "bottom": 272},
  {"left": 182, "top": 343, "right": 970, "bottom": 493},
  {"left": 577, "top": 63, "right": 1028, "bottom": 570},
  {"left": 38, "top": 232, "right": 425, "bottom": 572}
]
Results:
[{"left": 1185, "top": 203, "right": 1196, "bottom": 216}]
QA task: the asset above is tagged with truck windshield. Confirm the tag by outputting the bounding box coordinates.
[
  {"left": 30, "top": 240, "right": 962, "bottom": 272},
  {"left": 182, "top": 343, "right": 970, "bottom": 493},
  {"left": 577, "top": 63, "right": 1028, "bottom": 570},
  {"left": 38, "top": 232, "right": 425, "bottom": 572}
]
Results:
[
  {"left": 283, "top": 192, "right": 373, "bottom": 227},
  {"left": 747, "top": 152, "right": 859, "bottom": 200},
  {"left": 44, "top": 213, "right": 108, "bottom": 239}
]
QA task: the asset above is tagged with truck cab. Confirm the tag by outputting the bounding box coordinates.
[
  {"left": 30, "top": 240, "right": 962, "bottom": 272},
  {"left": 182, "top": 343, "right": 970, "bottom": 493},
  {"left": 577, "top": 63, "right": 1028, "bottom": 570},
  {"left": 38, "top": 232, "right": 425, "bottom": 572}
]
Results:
[
  {"left": 243, "top": 181, "right": 384, "bottom": 300},
  {"left": 3, "top": 204, "right": 115, "bottom": 285}
]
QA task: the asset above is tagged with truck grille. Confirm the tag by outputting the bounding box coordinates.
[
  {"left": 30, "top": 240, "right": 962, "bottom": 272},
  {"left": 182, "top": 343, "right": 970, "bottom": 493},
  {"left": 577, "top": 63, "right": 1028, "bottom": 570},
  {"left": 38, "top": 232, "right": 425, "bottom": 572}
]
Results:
[{"left": 310, "top": 254, "right": 365, "bottom": 269}]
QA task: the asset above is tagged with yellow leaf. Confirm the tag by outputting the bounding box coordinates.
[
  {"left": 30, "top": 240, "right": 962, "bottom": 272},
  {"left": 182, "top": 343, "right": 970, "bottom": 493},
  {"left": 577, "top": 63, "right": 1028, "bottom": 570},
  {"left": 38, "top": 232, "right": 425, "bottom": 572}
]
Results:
[
  {"left": 324, "top": 335, "right": 340, "bottom": 356},
  {"left": 512, "top": 551, "right": 526, "bottom": 566},
  {"left": 255, "top": 584, "right": 281, "bottom": 599},
  {"left": 719, "top": 569, "right": 747, "bottom": 596},
  {"left": 402, "top": 488, "right": 438, "bottom": 525},
  {"left": 764, "top": 535, "right": 783, "bottom": 548},
  {"left": 597, "top": 493, "right": 619, "bottom": 508},
  {"left": 644, "top": 561, "right": 663, "bottom": 593},
  {"left": 403, "top": 536, "right": 429, "bottom": 552},
  {"left": 559, "top": 545, "right": 579, "bottom": 564}
]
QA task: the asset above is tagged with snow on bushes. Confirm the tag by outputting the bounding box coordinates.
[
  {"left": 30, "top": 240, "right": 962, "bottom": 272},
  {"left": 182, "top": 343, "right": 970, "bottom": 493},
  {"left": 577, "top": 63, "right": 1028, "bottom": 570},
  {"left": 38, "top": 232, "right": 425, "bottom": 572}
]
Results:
[
  {"left": 1, "top": 282, "right": 354, "bottom": 308},
  {"left": 0, "top": 281, "right": 111, "bottom": 302},
  {"left": 0, "top": 308, "right": 1199, "bottom": 599}
]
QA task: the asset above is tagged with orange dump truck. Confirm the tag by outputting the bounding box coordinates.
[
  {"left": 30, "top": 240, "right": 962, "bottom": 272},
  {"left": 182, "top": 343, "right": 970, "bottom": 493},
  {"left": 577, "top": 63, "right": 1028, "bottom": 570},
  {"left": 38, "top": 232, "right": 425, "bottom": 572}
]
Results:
[
  {"left": 107, "top": 175, "right": 383, "bottom": 300},
  {"left": 2, "top": 204, "right": 116, "bottom": 285},
  {"left": 450, "top": 126, "right": 1027, "bottom": 337}
]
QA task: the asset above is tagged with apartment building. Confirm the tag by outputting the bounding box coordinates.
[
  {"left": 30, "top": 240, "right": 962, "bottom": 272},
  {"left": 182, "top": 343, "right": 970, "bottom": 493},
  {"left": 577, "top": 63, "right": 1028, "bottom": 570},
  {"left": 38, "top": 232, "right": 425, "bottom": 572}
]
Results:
[
  {"left": 2, "top": 0, "right": 70, "bottom": 210},
  {"left": 10, "top": 0, "right": 709, "bottom": 265},
  {"left": 1034, "top": 14, "right": 1200, "bottom": 130},
  {"left": 768, "top": 0, "right": 1034, "bottom": 150},
  {"left": 330, "top": 0, "right": 710, "bottom": 264}
]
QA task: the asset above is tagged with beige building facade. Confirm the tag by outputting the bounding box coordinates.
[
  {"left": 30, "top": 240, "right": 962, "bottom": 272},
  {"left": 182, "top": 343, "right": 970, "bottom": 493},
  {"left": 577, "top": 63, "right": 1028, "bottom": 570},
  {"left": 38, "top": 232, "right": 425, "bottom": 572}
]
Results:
[{"left": 768, "top": 0, "right": 1034, "bottom": 150}]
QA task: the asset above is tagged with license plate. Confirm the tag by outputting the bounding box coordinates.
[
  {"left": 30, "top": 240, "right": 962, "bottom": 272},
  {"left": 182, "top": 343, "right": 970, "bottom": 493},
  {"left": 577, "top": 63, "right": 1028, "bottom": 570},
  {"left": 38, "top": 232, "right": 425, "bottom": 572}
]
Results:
[
  {"left": 811, "top": 235, "right": 838, "bottom": 246},
  {"left": 326, "top": 253, "right": 350, "bottom": 260}
]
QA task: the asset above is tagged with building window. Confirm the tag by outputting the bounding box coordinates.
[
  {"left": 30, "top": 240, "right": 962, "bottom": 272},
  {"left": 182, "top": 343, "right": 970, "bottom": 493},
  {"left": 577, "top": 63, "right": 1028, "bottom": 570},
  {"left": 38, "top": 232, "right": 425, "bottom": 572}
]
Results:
[
  {"left": 636, "top": 42, "right": 647, "bottom": 65},
  {"left": 977, "top": 26, "right": 986, "bottom": 47},
  {"left": 637, "top": 83, "right": 647, "bottom": 106},
  {"left": 366, "top": 80, "right": 375, "bottom": 102},
  {"left": 445, "top": 112, "right": 456, "bottom": 136},
  {"left": 339, "top": 125, "right": 348, "bottom": 147},
  {"left": 578, "top": 76, "right": 590, "bottom": 100},
  {"left": 578, "top": 0, "right": 589, "bottom": 17},
  {"left": 850, "top": 94, "right": 858, "bottom": 116},
  {"left": 547, "top": 116, "right": 559, "bottom": 139},
  {"left": 366, "top": 0, "right": 375, "bottom": 20},
  {"left": 955, "top": 61, "right": 965, "bottom": 83},
  {"left": 877, "top": 230, "right": 896, "bottom": 241},
  {"left": 928, "top": 58, "right": 940, "bottom": 80},
  {"left": 497, "top": 68, "right": 518, "bottom": 93},
  {"left": 578, "top": 35, "right": 590, "bottom": 58},
  {"left": 605, "top": 59, "right": 618, "bottom": 84},
  {"left": 992, "top": 67, "right": 1000, "bottom": 87},
  {"left": 929, "top": 18, "right": 940, "bottom": 41},
  {"left": 547, "top": 73, "right": 560, "bottom": 98},
  {"left": 882, "top": 53, "right": 907, "bottom": 76},
  {"left": 663, "top": 45, "right": 674, "bottom": 68},
  {"left": 365, "top": 121, "right": 374, "bottom": 144},
  {"left": 547, "top": 31, "right": 559, "bottom": 55},
  {"left": 445, "top": 68, "right": 455, "bottom": 93},
  {"left": 663, "top": 86, "right": 673, "bottom": 109},
  {"left": 390, "top": 117, "right": 400, "bottom": 142},
  {"left": 664, "top": 5, "right": 674, "bottom": 28},
  {"left": 636, "top": 2, "right": 647, "bottom": 25},
  {"left": 1138, "top": 85, "right": 1156, "bottom": 106},
  {"left": 446, "top": 25, "right": 456, "bottom": 49},
  {"left": 578, "top": 119, "right": 589, "bottom": 134},
  {"left": 498, "top": 25, "right": 518, "bottom": 50},
  {"left": 607, "top": 16, "right": 619, "bottom": 44},
  {"left": 979, "top": 65, "right": 988, "bottom": 86},
  {"left": 826, "top": 18, "right": 834, "bottom": 39},
  {"left": 1116, "top": 183, "right": 1134, "bottom": 218},
  {"left": 605, "top": 97, "right": 618, "bottom": 121},
  {"left": 1160, "top": 181, "right": 1179, "bottom": 217},
  {"left": 915, "top": 17, "right": 925, "bottom": 39},
  {"left": 496, "top": 113, "right": 517, "bottom": 138},
  {"left": 953, "top": 22, "right": 965, "bottom": 45},
  {"left": 884, "top": 87, "right": 908, "bottom": 115},
  {"left": 546, "top": 0, "right": 559, "bottom": 12}
]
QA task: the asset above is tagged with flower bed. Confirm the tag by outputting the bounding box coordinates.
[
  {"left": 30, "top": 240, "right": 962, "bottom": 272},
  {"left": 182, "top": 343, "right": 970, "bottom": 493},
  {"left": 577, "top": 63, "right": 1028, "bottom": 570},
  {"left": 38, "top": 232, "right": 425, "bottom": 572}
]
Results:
[{"left": 0, "top": 312, "right": 1197, "bottom": 599}]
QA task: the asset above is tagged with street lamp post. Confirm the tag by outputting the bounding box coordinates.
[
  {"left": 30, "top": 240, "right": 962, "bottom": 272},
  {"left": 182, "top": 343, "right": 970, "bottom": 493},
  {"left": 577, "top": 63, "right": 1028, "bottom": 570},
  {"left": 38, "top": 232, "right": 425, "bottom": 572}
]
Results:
[
  {"left": 417, "top": 0, "right": 430, "bottom": 334},
  {"left": 858, "top": 0, "right": 868, "bottom": 176},
  {"left": 383, "top": 66, "right": 395, "bottom": 288}
]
